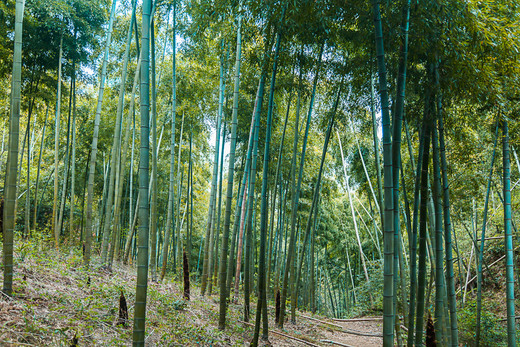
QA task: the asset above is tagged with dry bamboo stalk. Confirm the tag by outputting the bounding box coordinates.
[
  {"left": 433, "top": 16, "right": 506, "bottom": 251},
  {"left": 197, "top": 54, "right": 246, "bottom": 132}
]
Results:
[
  {"left": 239, "top": 320, "right": 320, "bottom": 347},
  {"left": 332, "top": 317, "right": 383, "bottom": 322},
  {"left": 299, "top": 314, "right": 383, "bottom": 337},
  {"left": 320, "top": 340, "right": 354, "bottom": 347}
]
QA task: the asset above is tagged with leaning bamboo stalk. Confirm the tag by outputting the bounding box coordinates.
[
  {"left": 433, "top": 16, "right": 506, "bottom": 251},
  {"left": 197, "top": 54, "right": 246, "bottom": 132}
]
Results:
[{"left": 337, "top": 131, "right": 372, "bottom": 292}]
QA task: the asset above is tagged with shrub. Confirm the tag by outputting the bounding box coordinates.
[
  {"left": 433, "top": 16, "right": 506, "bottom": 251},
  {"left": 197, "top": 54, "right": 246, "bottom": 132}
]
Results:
[{"left": 458, "top": 299, "right": 506, "bottom": 346}]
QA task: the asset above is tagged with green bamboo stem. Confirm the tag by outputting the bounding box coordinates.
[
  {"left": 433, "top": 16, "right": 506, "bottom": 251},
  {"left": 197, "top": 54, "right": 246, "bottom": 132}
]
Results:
[
  {"left": 406, "top": 122, "right": 426, "bottom": 346},
  {"left": 224, "top": 8, "right": 244, "bottom": 297},
  {"left": 373, "top": 0, "right": 395, "bottom": 342},
  {"left": 161, "top": 3, "right": 177, "bottom": 281},
  {"left": 502, "top": 119, "right": 516, "bottom": 346},
  {"left": 52, "top": 36, "right": 63, "bottom": 249},
  {"left": 280, "top": 43, "right": 324, "bottom": 329},
  {"left": 149, "top": 16, "right": 158, "bottom": 281},
  {"left": 84, "top": 0, "right": 117, "bottom": 266},
  {"left": 132, "top": 0, "right": 151, "bottom": 343},
  {"left": 32, "top": 105, "right": 49, "bottom": 232},
  {"left": 108, "top": 0, "right": 137, "bottom": 266},
  {"left": 2, "top": 0, "right": 25, "bottom": 296},
  {"left": 294, "top": 80, "right": 343, "bottom": 320},
  {"left": 432, "top": 119, "right": 446, "bottom": 345},
  {"left": 218, "top": 3, "right": 254, "bottom": 329},
  {"left": 436, "top": 88, "right": 459, "bottom": 346},
  {"left": 415, "top": 120, "right": 431, "bottom": 346},
  {"left": 476, "top": 120, "right": 499, "bottom": 346},
  {"left": 252, "top": 9, "right": 285, "bottom": 343}
]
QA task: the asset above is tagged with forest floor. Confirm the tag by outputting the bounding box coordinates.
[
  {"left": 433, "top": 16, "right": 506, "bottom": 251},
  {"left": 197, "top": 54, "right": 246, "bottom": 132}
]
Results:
[{"left": 0, "top": 240, "right": 383, "bottom": 346}]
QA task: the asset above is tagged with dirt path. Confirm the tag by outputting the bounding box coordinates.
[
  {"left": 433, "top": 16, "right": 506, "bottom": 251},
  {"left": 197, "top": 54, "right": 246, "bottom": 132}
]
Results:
[
  {"left": 241, "top": 308, "right": 384, "bottom": 347},
  {"left": 320, "top": 319, "right": 383, "bottom": 347}
]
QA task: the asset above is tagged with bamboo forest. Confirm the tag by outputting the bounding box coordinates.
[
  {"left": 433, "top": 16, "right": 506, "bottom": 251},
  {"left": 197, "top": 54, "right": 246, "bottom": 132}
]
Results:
[{"left": 1, "top": 0, "right": 520, "bottom": 346}]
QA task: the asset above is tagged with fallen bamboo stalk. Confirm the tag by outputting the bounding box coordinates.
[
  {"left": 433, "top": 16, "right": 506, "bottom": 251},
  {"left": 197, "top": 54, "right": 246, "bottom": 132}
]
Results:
[
  {"left": 456, "top": 253, "right": 506, "bottom": 295},
  {"left": 239, "top": 320, "right": 320, "bottom": 347},
  {"left": 477, "top": 236, "right": 508, "bottom": 241},
  {"left": 332, "top": 317, "right": 383, "bottom": 322},
  {"left": 499, "top": 316, "right": 520, "bottom": 322},
  {"left": 321, "top": 339, "right": 354, "bottom": 347},
  {"left": 299, "top": 314, "right": 383, "bottom": 338},
  {"left": 299, "top": 314, "right": 344, "bottom": 329}
]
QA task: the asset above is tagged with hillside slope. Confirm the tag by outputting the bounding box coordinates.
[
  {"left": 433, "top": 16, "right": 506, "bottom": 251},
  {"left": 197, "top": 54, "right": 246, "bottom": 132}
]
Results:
[{"left": 0, "top": 242, "right": 383, "bottom": 346}]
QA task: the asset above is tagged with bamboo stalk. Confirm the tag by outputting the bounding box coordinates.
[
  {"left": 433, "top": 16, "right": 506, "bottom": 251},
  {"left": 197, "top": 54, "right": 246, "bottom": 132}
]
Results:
[
  {"left": 239, "top": 321, "right": 320, "bottom": 347},
  {"left": 321, "top": 340, "right": 354, "bottom": 347},
  {"left": 332, "top": 317, "right": 383, "bottom": 322},
  {"left": 299, "top": 314, "right": 383, "bottom": 338}
]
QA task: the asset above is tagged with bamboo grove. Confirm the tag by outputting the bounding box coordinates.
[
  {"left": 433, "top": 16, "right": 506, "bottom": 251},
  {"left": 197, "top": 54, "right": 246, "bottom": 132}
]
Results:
[{"left": 1, "top": 0, "right": 520, "bottom": 346}]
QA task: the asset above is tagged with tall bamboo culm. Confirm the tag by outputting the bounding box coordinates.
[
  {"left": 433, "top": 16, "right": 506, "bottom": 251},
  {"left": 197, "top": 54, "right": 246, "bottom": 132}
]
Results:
[
  {"left": 84, "top": 0, "right": 118, "bottom": 266},
  {"left": 2, "top": 0, "right": 25, "bottom": 297},
  {"left": 372, "top": 1, "right": 395, "bottom": 344},
  {"left": 502, "top": 119, "right": 516, "bottom": 346},
  {"left": 132, "top": 0, "right": 151, "bottom": 343},
  {"left": 161, "top": 3, "right": 177, "bottom": 281}
]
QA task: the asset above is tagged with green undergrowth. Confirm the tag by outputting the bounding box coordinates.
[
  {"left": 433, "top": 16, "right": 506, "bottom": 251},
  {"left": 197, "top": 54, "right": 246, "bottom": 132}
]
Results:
[{"left": 0, "top": 238, "right": 252, "bottom": 346}]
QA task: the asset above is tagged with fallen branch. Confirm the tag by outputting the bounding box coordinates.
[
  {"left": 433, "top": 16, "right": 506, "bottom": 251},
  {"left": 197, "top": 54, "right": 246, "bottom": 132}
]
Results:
[
  {"left": 321, "top": 340, "right": 354, "bottom": 347},
  {"left": 456, "top": 253, "right": 506, "bottom": 295},
  {"left": 477, "top": 236, "right": 507, "bottom": 242},
  {"left": 499, "top": 316, "right": 520, "bottom": 322},
  {"left": 299, "top": 314, "right": 383, "bottom": 338},
  {"left": 239, "top": 320, "right": 320, "bottom": 347},
  {"left": 332, "top": 317, "right": 383, "bottom": 322}
]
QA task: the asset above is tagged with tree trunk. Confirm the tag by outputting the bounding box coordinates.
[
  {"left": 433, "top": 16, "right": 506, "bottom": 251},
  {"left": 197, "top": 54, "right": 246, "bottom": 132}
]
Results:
[
  {"left": 435, "top": 74, "right": 459, "bottom": 346},
  {"left": 132, "top": 0, "right": 151, "bottom": 343},
  {"left": 502, "top": 119, "right": 516, "bottom": 346},
  {"left": 69, "top": 57, "right": 77, "bottom": 241},
  {"left": 415, "top": 119, "right": 431, "bottom": 346},
  {"left": 2, "top": 0, "right": 24, "bottom": 296},
  {"left": 432, "top": 117, "right": 447, "bottom": 344},
  {"left": 161, "top": 2, "right": 177, "bottom": 280},
  {"left": 243, "top": 65, "right": 264, "bottom": 324},
  {"left": 218, "top": 5, "right": 246, "bottom": 330},
  {"left": 84, "top": 0, "right": 118, "bottom": 266},
  {"left": 108, "top": 2, "right": 138, "bottom": 265},
  {"left": 373, "top": 1, "right": 395, "bottom": 343},
  {"left": 161, "top": 5, "right": 177, "bottom": 281},
  {"left": 293, "top": 81, "right": 342, "bottom": 321},
  {"left": 52, "top": 36, "right": 63, "bottom": 249},
  {"left": 57, "top": 76, "right": 73, "bottom": 244},
  {"left": 279, "top": 44, "right": 323, "bottom": 329},
  {"left": 32, "top": 105, "right": 49, "bottom": 232},
  {"left": 149, "top": 16, "right": 158, "bottom": 281},
  {"left": 476, "top": 120, "right": 498, "bottom": 346},
  {"left": 252, "top": 10, "right": 284, "bottom": 343},
  {"left": 174, "top": 114, "right": 185, "bottom": 275},
  {"left": 201, "top": 47, "right": 225, "bottom": 295}
]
